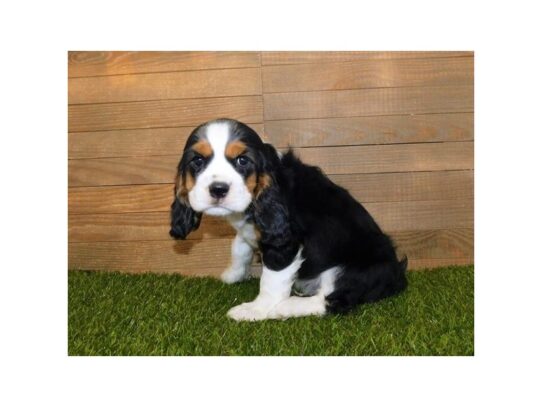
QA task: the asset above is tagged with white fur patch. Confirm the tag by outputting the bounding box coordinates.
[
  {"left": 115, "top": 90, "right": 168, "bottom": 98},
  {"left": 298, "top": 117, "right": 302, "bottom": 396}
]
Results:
[
  {"left": 221, "top": 214, "right": 259, "bottom": 283},
  {"left": 226, "top": 213, "right": 259, "bottom": 248},
  {"left": 228, "top": 263, "right": 341, "bottom": 321},
  {"left": 227, "top": 248, "right": 304, "bottom": 321},
  {"left": 268, "top": 266, "right": 340, "bottom": 320},
  {"left": 188, "top": 122, "right": 252, "bottom": 215},
  {"left": 221, "top": 233, "right": 254, "bottom": 284}
]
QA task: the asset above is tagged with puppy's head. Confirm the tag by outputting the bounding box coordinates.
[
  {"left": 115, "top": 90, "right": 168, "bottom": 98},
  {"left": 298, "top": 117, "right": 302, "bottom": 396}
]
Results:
[{"left": 170, "top": 119, "right": 276, "bottom": 239}]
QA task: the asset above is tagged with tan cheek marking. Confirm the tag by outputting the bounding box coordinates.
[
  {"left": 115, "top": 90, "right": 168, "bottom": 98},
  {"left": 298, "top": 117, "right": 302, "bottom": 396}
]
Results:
[
  {"left": 185, "top": 172, "right": 195, "bottom": 191},
  {"left": 192, "top": 140, "right": 213, "bottom": 157},
  {"left": 246, "top": 173, "right": 257, "bottom": 195},
  {"left": 225, "top": 140, "right": 247, "bottom": 159},
  {"left": 255, "top": 173, "right": 272, "bottom": 198},
  {"left": 175, "top": 172, "right": 195, "bottom": 205}
]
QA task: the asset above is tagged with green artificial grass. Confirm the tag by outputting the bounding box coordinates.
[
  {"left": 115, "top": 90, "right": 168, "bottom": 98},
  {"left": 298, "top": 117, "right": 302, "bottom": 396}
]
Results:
[{"left": 68, "top": 265, "right": 474, "bottom": 356}]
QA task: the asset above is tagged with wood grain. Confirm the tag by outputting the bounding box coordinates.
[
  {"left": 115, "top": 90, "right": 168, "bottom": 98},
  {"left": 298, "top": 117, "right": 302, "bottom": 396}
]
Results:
[
  {"left": 392, "top": 228, "right": 473, "bottom": 260},
  {"left": 69, "top": 212, "right": 235, "bottom": 242},
  {"left": 263, "top": 57, "right": 473, "bottom": 93},
  {"left": 264, "top": 85, "right": 473, "bottom": 120},
  {"left": 69, "top": 156, "right": 177, "bottom": 186},
  {"left": 68, "top": 170, "right": 473, "bottom": 215},
  {"left": 67, "top": 51, "right": 475, "bottom": 273},
  {"left": 264, "top": 113, "right": 473, "bottom": 147},
  {"left": 68, "top": 196, "right": 472, "bottom": 242},
  {"left": 69, "top": 184, "right": 170, "bottom": 214},
  {"left": 333, "top": 170, "right": 473, "bottom": 203},
  {"left": 68, "top": 51, "right": 261, "bottom": 77},
  {"left": 406, "top": 258, "right": 473, "bottom": 270},
  {"left": 261, "top": 51, "right": 473, "bottom": 66},
  {"left": 69, "top": 67, "right": 262, "bottom": 104},
  {"left": 68, "top": 228, "right": 473, "bottom": 275},
  {"left": 294, "top": 141, "right": 473, "bottom": 176},
  {"left": 68, "top": 124, "right": 265, "bottom": 159},
  {"left": 68, "top": 95, "right": 263, "bottom": 132},
  {"left": 69, "top": 113, "right": 471, "bottom": 160},
  {"left": 68, "top": 142, "right": 473, "bottom": 187},
  {"left": 69, "top": 185, "right": 472, "bottom": 231},
  {"left": 69, "top": 239, "right": 235, "bottom": 274}
]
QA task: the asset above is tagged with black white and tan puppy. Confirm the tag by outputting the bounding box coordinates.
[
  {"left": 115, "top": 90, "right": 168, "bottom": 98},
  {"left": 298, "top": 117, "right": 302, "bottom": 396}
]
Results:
[{"left": 170, "top": 118, "right": 407, "bottom": 321}]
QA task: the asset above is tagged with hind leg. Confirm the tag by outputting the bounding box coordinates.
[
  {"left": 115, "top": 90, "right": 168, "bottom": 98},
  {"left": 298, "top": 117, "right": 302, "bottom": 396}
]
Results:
[
  {"left": 268, "top": 267, "right": 340, "bottom": 320},
  {"left": 227, "top": 249, "right": 303, "bottom": 321},
  {"left": 326, "top": 260, "right": 408, "bottom": 314}
]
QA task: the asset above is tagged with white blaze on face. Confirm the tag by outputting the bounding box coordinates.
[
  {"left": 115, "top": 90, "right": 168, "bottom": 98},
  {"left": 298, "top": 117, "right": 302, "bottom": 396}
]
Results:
[{"left": 188, "top": 122, "right": 252, "bottom": 216}]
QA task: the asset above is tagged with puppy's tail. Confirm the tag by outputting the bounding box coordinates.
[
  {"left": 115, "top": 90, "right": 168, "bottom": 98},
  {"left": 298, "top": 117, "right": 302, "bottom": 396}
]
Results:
[{"left": 325, "top": 256, "right": 408, "bottom": 314}]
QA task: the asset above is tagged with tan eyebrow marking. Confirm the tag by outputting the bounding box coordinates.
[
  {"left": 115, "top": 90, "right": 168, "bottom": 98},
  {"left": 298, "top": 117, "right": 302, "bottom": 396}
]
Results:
[
  {"left": 225, "top": 140, "right": 247, "bottom": 159},
  {"left": 192, "top": 139, "right": 213, "bottom": 157}
]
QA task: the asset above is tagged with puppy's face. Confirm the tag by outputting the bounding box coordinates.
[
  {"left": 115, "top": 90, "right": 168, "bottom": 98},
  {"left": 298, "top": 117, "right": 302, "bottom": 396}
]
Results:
[{"left": 175, "top": 119, "right": 270, "bottom": 217}]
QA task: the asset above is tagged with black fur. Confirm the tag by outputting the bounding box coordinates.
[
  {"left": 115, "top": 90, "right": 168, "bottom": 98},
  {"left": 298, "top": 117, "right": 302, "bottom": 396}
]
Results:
[
  {"left": 250, "top": 148, "right": 408, "bottom": 314},
  {"left": 169, "top": 124, "right": 207, "bottom": 239},
  {"left": 246, "top": 142, "right": 300, "bottom": 270},
  {"left": 169, "top": 195, "right": 202, "bottom": 239}
]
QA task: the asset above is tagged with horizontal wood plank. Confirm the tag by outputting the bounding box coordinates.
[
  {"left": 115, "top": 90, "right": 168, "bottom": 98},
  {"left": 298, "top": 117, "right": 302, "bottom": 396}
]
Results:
[
  {"left": 68, "top": 142, "right": 473, "bottom": 187},
  {"left": 264, "top": 113, "right": 473, "bottom": 147},
  {"left": 68, "top": 171, "right": 473, "bottom": 215},
  {"left": 69, "top": 184, "right": 171, "bottom": 214},
  {"left": 69, "top": 212, "right": 236, "bottom": 242},
  {"left": 295, "top": 142, "right": 473, "bottom": 176},
  {"left": 264, "top": 85, "right": 473, "bottom": 120},
  {"left": 69, "top": 196, "right": 474, "bottom": 242},
  {"left": 68, "top": 95, "right": 263, "bottom": 132},
  {"left": 263, "top": 57, "right": 473, "bottom": 93},
  {"left": 68, "top": 51, "right": 261, "bottom": 77},
  {"left": 69, "top": 155, "right": 177, "bottom": 186},
  {"left": 69, "top": 239, "right": 234, "bottom": 274},
  {"left": 69, "top": 67, "right": 262, "bottom": 104},
  {"left": 261, "top": 51, "right": 473, "bottom": 66},
  {"left": 68, "top": 228, "right": 473, "bottom": 275},
  {"left": 392, "top": 228, "right": 473, "bottom": 260},
  {"left": 405, "top": 258, "right": 473, "bottom": 271},
  {"left": 68, "top": 124, "right": 265, "bottom": 159},
  {"left": 69, "top": 114, "right": 471, "bottom": 159},
  {"left": 334, "top": 170, "right": 473, "bottom": 203},
  {"left": 68, "top": 187, "right": 472, "bottom": 230}
]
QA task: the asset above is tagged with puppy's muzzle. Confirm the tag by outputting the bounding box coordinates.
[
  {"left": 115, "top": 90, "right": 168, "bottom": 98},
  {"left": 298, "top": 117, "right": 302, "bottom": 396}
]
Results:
[{"left": 209, "top": 182, "right": 230, "bottom": 199}]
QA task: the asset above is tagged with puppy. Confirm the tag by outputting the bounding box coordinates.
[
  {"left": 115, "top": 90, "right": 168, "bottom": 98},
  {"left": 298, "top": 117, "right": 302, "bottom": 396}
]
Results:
[{"left": 170, "top": 118, "right": 407, "bottom": 321}]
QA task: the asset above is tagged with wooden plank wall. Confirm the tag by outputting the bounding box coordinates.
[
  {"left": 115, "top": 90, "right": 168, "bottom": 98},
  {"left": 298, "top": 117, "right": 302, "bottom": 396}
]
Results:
[{"left": 68, "top": 51, "right": 474, "bottom": 275}]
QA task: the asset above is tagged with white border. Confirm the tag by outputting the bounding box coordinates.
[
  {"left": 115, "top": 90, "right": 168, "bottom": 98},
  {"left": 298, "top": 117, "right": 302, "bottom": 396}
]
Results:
[{"left": 2, "top": 0, "right": 542, "bottom": 406}]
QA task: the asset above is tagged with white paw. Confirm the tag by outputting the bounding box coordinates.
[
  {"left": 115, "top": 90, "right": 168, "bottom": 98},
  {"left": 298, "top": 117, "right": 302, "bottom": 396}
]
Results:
[
  {"left": 227, "top": 301, "right": 273, "bottom": 321},
  {"left": 220, "top": 266, "right": 248, "bottom": 284},
  {"left": 266, "top": 301, "right": 293, "bottom": 320},
  {"left": 268, "top": 296, "right": 327, "bottom": 320}
]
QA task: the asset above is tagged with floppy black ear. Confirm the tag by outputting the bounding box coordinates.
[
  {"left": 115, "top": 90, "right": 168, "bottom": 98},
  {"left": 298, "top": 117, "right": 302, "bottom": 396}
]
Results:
[
  {"left": 249, "top": 145, "right": 299, "bottom": 270},
  {"left": 169, "top": 193, "right": 202, "bottom": 240}
]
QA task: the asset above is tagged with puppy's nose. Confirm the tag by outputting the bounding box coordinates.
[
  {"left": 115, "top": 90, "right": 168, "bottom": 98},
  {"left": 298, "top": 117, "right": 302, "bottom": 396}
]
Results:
[{"left": 209, "top": 182, "right": 230, "bottom": 199}]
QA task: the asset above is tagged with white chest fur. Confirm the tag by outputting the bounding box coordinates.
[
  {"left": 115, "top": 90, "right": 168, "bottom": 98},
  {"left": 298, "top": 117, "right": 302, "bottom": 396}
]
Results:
[{"left": 226, "top": 213, "right": 259, "bottom": 248}]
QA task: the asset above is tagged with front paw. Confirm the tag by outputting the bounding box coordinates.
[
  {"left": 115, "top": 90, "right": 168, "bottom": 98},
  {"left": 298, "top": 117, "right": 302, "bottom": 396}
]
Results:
[
  {"left": 227, "top": 301, "right": 272, "bottom": 321},
  {"left": 220, "top": 266, "right": 249, "bottom": 284}
]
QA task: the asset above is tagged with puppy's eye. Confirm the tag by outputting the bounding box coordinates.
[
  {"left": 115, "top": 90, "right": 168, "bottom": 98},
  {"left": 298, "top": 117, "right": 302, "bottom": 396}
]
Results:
[
  {"left": 236, "top": 155, "right": 250, "bottom": 167},
  {"left": 191, "top": 156, "right": 204, "bottom": 169}
]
